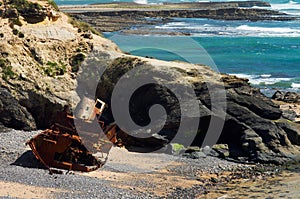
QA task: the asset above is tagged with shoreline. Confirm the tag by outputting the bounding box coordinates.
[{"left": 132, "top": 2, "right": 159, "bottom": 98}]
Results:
[
  {"left": 59, "top": 1, "right": 272, "bottom": 10},
  {"left": 64, "top": 1, "right": 298, "bottom": 33}
]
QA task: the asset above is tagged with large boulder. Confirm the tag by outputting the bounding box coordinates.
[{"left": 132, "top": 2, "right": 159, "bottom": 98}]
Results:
[
  {"left": 95, "top": 56, "right": 300, "bottom": 164},
  {"left": 0, "top": 87, "right": 36, "bottom": 130}
]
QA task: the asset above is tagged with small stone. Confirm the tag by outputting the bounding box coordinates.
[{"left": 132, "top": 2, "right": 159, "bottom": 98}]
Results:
[{"left": 185, "top": 146, "right": 201, "bottom": 153}]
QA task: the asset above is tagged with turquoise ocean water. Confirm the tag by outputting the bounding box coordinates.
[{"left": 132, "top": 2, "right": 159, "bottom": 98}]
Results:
[{"left": 56, "top": 0, "right": 300, "bottom": 93}]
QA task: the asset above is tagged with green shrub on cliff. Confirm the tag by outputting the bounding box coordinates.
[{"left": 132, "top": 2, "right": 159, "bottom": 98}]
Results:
[
  {"left": 0, "top": 58, "right": 16, "bottom": 81},
  {"left": 44, "top": 61, "right": 66, "bottom": 77},
  {"left": 10, "top": 0, "right": 42, "bottom": 11},
  {"left": 9, "top": 0, "right": 46, "bottom": 24},
  {"left": 68, "top": 16, "right": 102, "bottom": 36},
  {"left": 48, "top": 0, "right": 59, "bottom": 11},
  {"left": 11, "top": 18, "right": 22, "bottom": 26}
]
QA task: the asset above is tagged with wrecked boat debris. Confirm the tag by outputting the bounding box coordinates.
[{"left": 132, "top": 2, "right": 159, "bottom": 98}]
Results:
[{"left": 26, "top": 98, "right": 123, "bottom": 173}]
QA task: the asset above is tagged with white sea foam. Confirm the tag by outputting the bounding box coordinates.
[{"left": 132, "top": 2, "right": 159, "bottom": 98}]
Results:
[
  {"left": 260, "top": 74, "right": 272, "bottom": 78},
  {"left": 251, "top": 78, "right": 292, "bottom": 85},
  {"left": 229, "top": 73, "right": 292, "bottom": 85},
  {"left": 236, "top": 25, "right": 299, "bottom": 33},
  {"left": 155, "top": 21, "right": 300, "bottom": 37},
  {"left": 271, "top": 2, "right": 300, "bottom": 11},
  {"left": 166, "top": 22, "right": 188, "bottom": 26},
  {"left": 229, "top": 73, "right": 259, "bottom": 79},
  {"left": 291, "top": 83, "right": 300, "bottom": 88},
  {"left": 235, "top": 25, "right": 300, "bottom": 37},
  {"left": 270, "top": 0, "right": 300, "bottom": 15},
  {"left": 133, "top": 0, "right": 148, "bottom": 4}
]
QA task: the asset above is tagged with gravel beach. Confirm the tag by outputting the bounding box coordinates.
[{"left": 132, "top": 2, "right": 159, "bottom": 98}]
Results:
[
  {"left": 0, "top": 128, "right": 238, "bottom": 198},
  {"left": 0, "top": 128, "right": 299, "bottom": 198}
]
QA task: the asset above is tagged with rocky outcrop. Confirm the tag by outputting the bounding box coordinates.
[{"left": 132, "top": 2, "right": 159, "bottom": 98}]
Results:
[
  {"left": 95, "top": 8, "right": 292, "bottom": 21},
  {"left": 70, "top": 6, "right": 297, "bottom": 32},
  {"left": 0, "top": 87, "right": 36, "bottom": 130},
  {"left": 94, "top": 57, "right": 300, "bottom": 164},
  {"left": 272, "top": 90, "right": 300, "bottom": 103},
  {"left": 272, "top": 90, "right": 300, "bottom": 122}
]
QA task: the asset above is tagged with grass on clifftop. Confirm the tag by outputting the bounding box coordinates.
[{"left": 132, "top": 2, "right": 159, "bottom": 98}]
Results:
[
  {"left": 10, "top": 0, "right": 42, "bottom": 12},
  {"left": 68, "top": 16, "right": 102, "bottom": 36},
  {"left": 48, "top": 0, "right": 59, "bottom": 11}
]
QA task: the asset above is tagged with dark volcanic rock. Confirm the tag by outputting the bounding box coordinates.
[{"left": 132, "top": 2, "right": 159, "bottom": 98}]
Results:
[
  {"left": 276, "top": 121, "right": 300, "bottom": 146},
  {"left": 95, "top": 57, "right": 300, "bottom": 164},
  {"left": 0, "top": 88, "right": 36, "bottom": 130},
  {"left": 18, "top": 91, "right": 65, "bottom": 129},
  {"left": 75, "top": 7, "right": 295, "bottom": 23},
  {"left": 272, "top": 90, "right": 300, "bottom": 103}
]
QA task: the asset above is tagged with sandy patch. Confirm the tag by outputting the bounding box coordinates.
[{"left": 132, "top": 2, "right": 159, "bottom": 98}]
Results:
[
  {"left": 80, "top": 147, "right": 201, "bottom": 197},
  {"left": 0, "top": 181, "right": 66, "bottom": 199},
  {"left": 102, "top": 146, "right": 178, "bottom": 173},
  {"left": 83, "top": 169, "right": 201, "bottom": 197}
]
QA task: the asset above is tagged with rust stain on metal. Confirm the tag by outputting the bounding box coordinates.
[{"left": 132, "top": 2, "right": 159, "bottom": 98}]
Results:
[{"left": 26, "top": 98, "right": 123, "bottom": 173}]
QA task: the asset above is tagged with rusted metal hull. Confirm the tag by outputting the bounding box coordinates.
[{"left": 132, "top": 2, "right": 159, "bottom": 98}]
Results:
[
  {"left": 26, "top": 129, "right": 102, "bottom": 172},
  {"left": 26, "top": 98, "right": 125, "bottom": 172}
]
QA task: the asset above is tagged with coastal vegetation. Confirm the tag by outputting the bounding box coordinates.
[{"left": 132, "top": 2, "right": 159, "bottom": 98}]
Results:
[
  {"left": 10, "top": 18, "right": 22, "bottom": 26},
  {"left": 48, "top": 0, "right": 59, "bottom": 11},
  {"left": 68, "top": 16, "right": 102, "bottom": 36},
  {"left": 9, "top": 0, "right": 42, "bottom": 11},
  {"left": 44, "top": 61, "right": 66, "bottom": 77},
  {"left": 0, "top": 58, "right": 15, "bottom": 81}
]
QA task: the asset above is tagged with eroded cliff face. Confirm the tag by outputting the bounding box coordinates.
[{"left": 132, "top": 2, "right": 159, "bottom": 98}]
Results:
[
  {"left": 0, "top": 0, "right": 120, "bottom": 129},
  {"left": 1, "top": 0, "right": 300, "bottom": 164}
]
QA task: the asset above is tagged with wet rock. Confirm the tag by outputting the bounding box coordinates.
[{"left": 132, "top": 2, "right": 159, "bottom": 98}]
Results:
[{"left": 272, "top": 90, "right": 285, "bottom": 101}]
